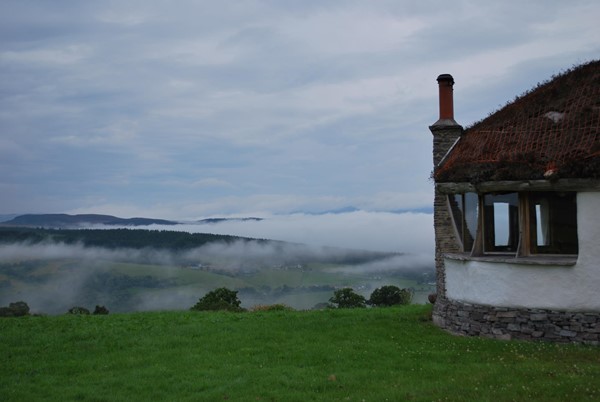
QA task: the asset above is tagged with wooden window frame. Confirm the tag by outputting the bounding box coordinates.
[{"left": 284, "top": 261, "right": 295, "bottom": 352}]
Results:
[
  {"left": 447, "top": 193, "right": 477, "bottom": 252},
  {"left": 451, "top": 191, "right": 579, "bottom": 258},
  {"left": 527, "top": 192, "right": 578, "bottom": 255}
]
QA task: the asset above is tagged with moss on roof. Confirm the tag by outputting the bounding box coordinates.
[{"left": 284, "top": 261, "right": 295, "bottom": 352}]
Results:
[{"left": 435, "top": 60, "right": 600, "bottom": 183}]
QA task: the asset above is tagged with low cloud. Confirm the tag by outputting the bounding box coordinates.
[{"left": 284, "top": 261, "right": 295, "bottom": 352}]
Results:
[
  {"left": 171, "top": 210, "right": 435, "bottom": 254},
  {"left": 0, "top": 242, "right": 176, "bottom": 266},
  {"left": 329, "top": 254, "right": 433, "bottom": 275}
]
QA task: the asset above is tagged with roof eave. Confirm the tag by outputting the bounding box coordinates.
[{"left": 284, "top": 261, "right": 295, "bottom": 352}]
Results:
[{"left": 436, "top": 178, "right": 600, "bottom": 194}]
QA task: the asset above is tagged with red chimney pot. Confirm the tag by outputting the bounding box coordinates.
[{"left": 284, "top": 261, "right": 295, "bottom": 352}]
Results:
[{"left": 436, "top": 74, "right": 454, "bottom": 121}]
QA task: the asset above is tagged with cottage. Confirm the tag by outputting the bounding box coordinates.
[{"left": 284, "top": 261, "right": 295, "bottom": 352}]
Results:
[{"left": 430, "top": 60, "right": 600, "bottom": 344}]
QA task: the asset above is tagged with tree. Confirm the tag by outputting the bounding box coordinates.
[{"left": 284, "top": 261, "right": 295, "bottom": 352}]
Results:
[
  {"left": 0, "top": 301, "right": 30, "bottom": 317},
  {"left": 67, "top": 306, "right": 90, "bottom": 315},
  {"left": 93, "top": 305, "right": 109, "bottom": 315},
  {"left": 368, "top": 285, "right": 412, "bottom": 307},
  {"left": 329, "top": 288, "right": 366, "bottom": 309},
  {"left": 190, "top": 287, "right": 244, "bottom": 312}
]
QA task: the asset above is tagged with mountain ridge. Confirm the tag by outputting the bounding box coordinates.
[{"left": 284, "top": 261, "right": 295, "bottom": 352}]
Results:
[{"left": 0, "top": 213, "right": 179, "bottom": 228}]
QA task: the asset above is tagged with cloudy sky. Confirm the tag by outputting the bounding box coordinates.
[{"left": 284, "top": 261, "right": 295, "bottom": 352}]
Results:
[{"left": 1, "top": 1, "right": 599, "bottom": 251}]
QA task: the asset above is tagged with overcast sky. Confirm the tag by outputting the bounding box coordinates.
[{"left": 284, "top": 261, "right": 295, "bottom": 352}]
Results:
[{"left": 1, "top": 1, "right": 599, "bottom": 251}]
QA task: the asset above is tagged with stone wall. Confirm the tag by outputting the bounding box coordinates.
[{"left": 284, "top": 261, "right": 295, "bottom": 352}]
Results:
[
  {"left": 433, "top": 192, "right": 461, "bottom": 298},
  {"left": 430, "top": 123, "right": 463, "bottom": 299},
  {"left": 434, "top": 297, "right": 600, "bottom": 345},
  {"left": 431, "top": 124, "right": 461, "bottom": 167}
]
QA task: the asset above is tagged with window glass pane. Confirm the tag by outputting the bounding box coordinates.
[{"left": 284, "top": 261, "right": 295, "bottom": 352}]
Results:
[
  {"left": 494, "top": 202, "right": 510, "bottom": 246},
  {"left": 448, "top": 193, "right": 478, "bottom": 252},
  {"left": 535, "top": 203, "right": 549, "bottom": 246},
  {"left": 449, "top": 194, "right": 464, "bottom": 243},
  {"left": 483, "top": 193, "right": 519, "bottom": 252},
  {"left": 464, "top": 193, "right": 478, "bottom": 251},
  {"left": 530, "top": 192, "right": 577, "bottom": 254}
]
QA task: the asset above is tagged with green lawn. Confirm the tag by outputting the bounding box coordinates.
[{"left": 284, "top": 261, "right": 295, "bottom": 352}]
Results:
[{"left": 2, "top": 305, "right": 599, "bottom": 401}]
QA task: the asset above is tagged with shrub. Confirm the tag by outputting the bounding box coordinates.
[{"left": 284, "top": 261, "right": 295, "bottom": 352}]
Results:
[
  {"left": 190, "top": 287, "right": 244, "bottom": 312},
  {"left": 368, "top": 285, "right": 413, "bottom": 307},
  {"left": 67, "top": 306, "right": 90, "bottom": 315},
  {"left": 0, "top": 301, "right": 30, "bottom": 317},
  {"left": 93, "top": 305, "right": 109, "bottom": 315},
  {"left": 398, "top": 288, "right": 413, "bottom": 305},
  {"left": 329, "top": 288, "right": 366, "bottom": 309}
]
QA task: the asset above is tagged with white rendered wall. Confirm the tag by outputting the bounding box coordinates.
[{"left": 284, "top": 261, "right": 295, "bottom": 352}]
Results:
[{"left": 445, "top": 192, "right": 600, "bottom": 311}]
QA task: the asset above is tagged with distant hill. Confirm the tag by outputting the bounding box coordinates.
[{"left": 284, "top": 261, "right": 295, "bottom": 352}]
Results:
[
  {"left": 1, "top": 214, "right": 179, "bottom": 228},
  {"left": 0, "top": 227, "right": 253, "bottom": 250},
  {"left": 196, "top": 217, "right": 263, "bottom": 224},
  {"left": 0, "top": 214, "right": 19, "bottom": 223}
]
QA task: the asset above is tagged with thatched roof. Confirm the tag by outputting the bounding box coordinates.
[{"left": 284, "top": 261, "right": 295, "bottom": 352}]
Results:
[{"left": 435, "top": 60, "right": 600, "bottom": 183}]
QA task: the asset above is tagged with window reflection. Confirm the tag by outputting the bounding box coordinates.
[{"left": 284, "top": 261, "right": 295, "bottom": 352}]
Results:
[
  {"left": 448, "top": 191, "right": 578, "bottom": 256},
  {"left": 530, "top": 192, "right": 578, "bottom": 254},
  {"left": 483, "top": 193, "right": 519, "bottom": 253},
  {"left": 449, "top": 193, "right": 478, "bottom": 252}
]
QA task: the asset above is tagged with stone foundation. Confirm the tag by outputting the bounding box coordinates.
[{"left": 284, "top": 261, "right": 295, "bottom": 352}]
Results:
[{"left": 433, "top": 298, "right": 600, "bottom": 345}]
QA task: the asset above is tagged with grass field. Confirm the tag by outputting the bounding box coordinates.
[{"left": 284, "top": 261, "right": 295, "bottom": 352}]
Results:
[{"left": 2, "top": 305, "right": 599, "bottom": 401}]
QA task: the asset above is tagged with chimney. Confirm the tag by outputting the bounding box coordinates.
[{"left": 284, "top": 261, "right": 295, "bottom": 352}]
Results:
[
  {"left": 428, "top": 74, "right": 463, "bottom": 307},
  {"left": 437, "top": 74, "right": 454, "bottom": 121},
  {"left": 429, "top": 73, "right": 462, "bottom": 165}
]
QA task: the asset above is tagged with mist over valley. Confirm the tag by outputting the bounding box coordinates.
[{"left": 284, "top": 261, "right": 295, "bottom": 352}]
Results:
[{"left": 0, "top": 226, "right": 435, "bottom": 314}]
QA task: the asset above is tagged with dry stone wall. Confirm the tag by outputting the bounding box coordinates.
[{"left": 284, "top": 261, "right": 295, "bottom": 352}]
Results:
[{"left": 434, "top": 298, "right": 600, "bottom": 345}]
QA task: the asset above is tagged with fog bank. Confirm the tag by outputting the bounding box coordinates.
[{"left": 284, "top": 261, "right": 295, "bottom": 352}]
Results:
[
  {"left": 0, "top": 210, "right": 436, "bottom": 313},
  {"left": 145, "top": 210, "right": 435, "bottom": 255},
  {"left": 0, "top": 237, "right": 434, "bottom": 314}
]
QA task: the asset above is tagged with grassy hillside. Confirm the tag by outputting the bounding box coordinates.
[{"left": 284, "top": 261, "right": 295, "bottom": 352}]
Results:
[{"left": 1, "top": 306, "right": 599, "bottom": 401}]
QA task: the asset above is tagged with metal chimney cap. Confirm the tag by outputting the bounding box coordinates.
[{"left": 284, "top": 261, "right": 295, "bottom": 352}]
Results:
[{"left": 436, "top": 74, "right": 454, "bottom": 84}]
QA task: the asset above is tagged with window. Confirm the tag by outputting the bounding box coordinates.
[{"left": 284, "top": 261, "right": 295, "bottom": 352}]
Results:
[
  {"left": 483, "top": 193, "right": 519, "bottom": 253},
  {"left": 529, "top": 192, "right": 578, "bottom": 255},
  {"left": 448, "top": 191, "right": 578, "bottom": 257},
  {"left": 449, "top": 193, "right": 478, "bottom": 252}
]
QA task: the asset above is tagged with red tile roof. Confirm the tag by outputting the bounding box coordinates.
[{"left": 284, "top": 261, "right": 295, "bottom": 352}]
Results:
[{"left": 435, "top": 60, "right": 600, "bottom": 183}]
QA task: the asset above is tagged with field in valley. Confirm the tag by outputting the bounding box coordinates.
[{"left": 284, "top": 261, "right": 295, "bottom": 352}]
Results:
[{"left": 0, "top": 257, "right": 434, "bottom": 314}]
